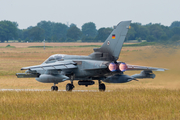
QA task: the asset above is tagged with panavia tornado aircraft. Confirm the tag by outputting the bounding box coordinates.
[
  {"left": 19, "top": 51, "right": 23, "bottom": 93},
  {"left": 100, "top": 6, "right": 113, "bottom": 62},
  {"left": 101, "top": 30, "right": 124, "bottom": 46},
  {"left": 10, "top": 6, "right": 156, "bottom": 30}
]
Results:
[{"left": 16, "top": 21, "right": 166, "bottom": 91}]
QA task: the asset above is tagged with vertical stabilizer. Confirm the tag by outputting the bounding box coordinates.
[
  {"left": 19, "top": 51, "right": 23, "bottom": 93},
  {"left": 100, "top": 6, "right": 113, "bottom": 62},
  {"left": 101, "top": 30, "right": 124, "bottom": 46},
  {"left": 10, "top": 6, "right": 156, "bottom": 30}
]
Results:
[{"left": 94, "top": 21, "right": 131, "bottom": 61}]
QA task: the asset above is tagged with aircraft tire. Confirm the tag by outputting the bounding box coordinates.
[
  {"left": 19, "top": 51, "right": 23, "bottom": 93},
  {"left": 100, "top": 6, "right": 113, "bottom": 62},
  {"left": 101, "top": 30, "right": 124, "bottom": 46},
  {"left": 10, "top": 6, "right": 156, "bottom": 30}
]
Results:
[
  {"left": 51, "top": 86, "right": 58, "bottom": 91},
  {"left": 99, "top": 83, "right": 106, "bottom": 91},
  {"left": 66, "top": 83, "right": 73, "bottom": 91},
  {"left": 55, "top": 86, "right": 58, "bottom": 91},
  {"left": 51, "top": 86, "right": 55, "bottom": 91}
]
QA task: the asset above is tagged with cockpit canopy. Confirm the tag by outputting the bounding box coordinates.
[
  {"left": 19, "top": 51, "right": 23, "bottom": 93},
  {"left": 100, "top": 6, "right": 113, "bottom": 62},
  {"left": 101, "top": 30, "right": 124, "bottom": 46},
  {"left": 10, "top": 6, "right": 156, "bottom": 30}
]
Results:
[{"left": 43, "top": 54, "right": 65, "bottom": 64}]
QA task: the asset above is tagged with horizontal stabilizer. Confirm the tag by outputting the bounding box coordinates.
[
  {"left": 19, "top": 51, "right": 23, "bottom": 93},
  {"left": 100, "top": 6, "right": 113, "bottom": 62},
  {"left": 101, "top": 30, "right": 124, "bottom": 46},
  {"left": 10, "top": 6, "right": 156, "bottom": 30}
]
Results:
[{"left": 126, "top": 64, "right": 167, "bottom": 71}]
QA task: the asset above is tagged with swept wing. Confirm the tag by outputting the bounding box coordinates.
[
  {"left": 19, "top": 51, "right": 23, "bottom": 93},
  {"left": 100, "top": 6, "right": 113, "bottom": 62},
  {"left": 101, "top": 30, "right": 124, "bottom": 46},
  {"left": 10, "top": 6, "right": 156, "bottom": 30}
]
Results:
[{"left": 21, "top": 62, "right": 77, "bottom": 71}]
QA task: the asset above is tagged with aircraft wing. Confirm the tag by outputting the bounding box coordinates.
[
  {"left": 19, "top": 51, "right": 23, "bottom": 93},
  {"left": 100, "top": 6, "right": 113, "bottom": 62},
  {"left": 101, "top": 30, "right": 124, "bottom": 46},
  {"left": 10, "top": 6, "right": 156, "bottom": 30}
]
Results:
[
  {"left": 21, "top": 62, "right": 77, "bottom": 71},
  {"left": 126, "top": 64, "right": 167, "bottom": 71}
]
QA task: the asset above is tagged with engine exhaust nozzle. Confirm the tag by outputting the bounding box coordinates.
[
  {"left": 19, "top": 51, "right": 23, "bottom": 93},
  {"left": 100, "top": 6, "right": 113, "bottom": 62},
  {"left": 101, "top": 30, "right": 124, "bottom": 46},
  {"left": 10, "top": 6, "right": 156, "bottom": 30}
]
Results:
[{"left": 119, "top": 63, "right": 127, "bottom": 72}]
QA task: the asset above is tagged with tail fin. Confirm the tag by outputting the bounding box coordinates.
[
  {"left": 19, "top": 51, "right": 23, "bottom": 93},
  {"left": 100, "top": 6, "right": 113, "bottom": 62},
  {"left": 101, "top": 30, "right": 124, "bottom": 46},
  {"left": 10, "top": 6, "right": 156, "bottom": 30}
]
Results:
[{"left": 94, "top": 21, "right": 131, "bottom": 61}]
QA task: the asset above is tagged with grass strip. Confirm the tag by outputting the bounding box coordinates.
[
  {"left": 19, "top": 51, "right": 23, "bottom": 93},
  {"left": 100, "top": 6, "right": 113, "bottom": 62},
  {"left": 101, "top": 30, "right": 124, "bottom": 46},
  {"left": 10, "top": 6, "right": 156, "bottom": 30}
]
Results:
[
  {"left": 28, "top": 42, "right": 156, "bottom": 48},
  {"left": 0, "top": 45, "right": 16, "bottom": 48},
  {"left": 28, "top": 46, "right": 53, "bottom": 48},
  {"left": 0, "top": 89, "right": 179, "bottom": 119},
  {"left": 123, "top": 42, "right": 156, "bottom": 47}
]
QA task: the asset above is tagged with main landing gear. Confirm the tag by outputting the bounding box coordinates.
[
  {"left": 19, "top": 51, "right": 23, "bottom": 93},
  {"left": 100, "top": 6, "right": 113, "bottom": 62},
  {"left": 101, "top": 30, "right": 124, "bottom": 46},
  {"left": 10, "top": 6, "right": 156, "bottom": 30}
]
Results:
[
  {"left": 65, "top": 78, "right": 105, "bottom": 91},
  {"left": 66, "top": 83, "right": 74, "bottom": 91},
  {"left": 51, "top": 75, "right": 105, "bottom": 92},
  {"left": 66, "top": 75, "right": 75, "bottom": 91},
  {"left": 98, "top": 80, "right": 106, "bottom": 91},
  {"left": 51, "top": 83, "right": 58, "bottom": 91}
]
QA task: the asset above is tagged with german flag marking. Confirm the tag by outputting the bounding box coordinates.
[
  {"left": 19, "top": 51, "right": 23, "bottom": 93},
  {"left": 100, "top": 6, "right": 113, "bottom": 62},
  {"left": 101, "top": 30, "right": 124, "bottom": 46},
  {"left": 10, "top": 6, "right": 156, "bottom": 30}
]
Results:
[{"left": 112, "top": 34, "right": 115, "bottom": 39}]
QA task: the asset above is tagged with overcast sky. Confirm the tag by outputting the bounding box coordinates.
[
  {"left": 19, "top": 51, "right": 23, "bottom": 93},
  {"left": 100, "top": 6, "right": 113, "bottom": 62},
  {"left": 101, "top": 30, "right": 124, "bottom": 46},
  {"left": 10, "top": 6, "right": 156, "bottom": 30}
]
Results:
[{"left": 0, "top": 0, "right": 180, "bottom": 29}]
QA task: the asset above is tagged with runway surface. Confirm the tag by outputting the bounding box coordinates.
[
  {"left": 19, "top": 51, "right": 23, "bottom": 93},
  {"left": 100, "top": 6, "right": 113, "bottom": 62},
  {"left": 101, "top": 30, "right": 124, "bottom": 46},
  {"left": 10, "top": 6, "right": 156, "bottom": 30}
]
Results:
[{"left": 0, "top": 89, "right": 110, "bottom": 92}]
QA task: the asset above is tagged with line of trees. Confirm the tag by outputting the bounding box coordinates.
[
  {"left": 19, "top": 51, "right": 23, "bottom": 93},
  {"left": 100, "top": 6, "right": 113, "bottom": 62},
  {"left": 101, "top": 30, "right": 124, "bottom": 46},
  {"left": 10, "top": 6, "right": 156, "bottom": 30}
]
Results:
[
  {"left": 0, "top": 20, "right": 180, "bottom": 43},
  {"left": 0, "top": 20, "right": 18, "bottom": 42},
  {"left": 126, "top": 22, "right": 180, "bottom": 42}
]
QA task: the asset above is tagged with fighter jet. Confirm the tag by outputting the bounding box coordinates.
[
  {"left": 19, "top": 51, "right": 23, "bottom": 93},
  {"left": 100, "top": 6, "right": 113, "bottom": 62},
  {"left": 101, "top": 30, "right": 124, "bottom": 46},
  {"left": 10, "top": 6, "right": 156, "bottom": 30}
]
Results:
[{"left": 16, "top": 21, "right": 166, "bottom": 91}]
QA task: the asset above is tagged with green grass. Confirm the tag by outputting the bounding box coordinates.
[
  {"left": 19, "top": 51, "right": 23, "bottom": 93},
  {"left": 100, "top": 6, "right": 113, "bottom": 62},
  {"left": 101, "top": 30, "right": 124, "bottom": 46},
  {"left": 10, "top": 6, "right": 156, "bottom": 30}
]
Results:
[
  {"left": 75, "top": 45, "right": 101, "bottom": 47},
  {"left": 0, "top": 45, "right": 16, "bottom": 48},
  {"left": 0, "top": 89, "right": 179, "bottom": 120},
  {"left": 28, "top": 46, "right": 53, "bottom": 48},
  {"left": 53, "top": 45, "right": 101, "bottom": 48},
  {"left": 123, "top": 42, "right": 156, "bottom": 47},
  {"left": 28, "top": 45, "right": 101, "bottom": 48},
  {"left": 60, "top": 45, "right": 101, "bottom": 48},
  {"left": 27, "top": 42, "right": 156, "bottom": 49}
]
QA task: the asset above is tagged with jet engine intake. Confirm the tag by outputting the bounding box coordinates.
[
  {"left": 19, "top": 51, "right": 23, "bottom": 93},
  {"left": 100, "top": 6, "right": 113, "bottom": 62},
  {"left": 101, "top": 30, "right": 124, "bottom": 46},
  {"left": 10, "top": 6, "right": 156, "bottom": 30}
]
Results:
[{"left": 102, "top": 74, "right": 134, "bottom": 83}]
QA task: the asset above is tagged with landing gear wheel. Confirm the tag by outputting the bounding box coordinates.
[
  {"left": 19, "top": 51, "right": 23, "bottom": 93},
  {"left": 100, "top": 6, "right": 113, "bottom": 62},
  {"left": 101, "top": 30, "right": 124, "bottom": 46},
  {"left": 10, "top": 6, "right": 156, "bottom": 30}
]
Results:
[
  {"left": 51, "top": 86, "right": 55, "bottom": 91},
  {"left": 55, "top": 86, "right": 58, "bottom": 91},
  {"left": 66, "top": 83, "right": 73, "bottom": 91},
  {"left": 66, "top": 74, "right": 75, "bottom": 91},
  {"left": 99, "top": 83, "right": 106, "bottom": 91},
  {"left": 51, "top": 86, "right": 58, "bottom": 91},
  {"left": 72, "top": 84, "right": 75, "bottom": 89}
]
